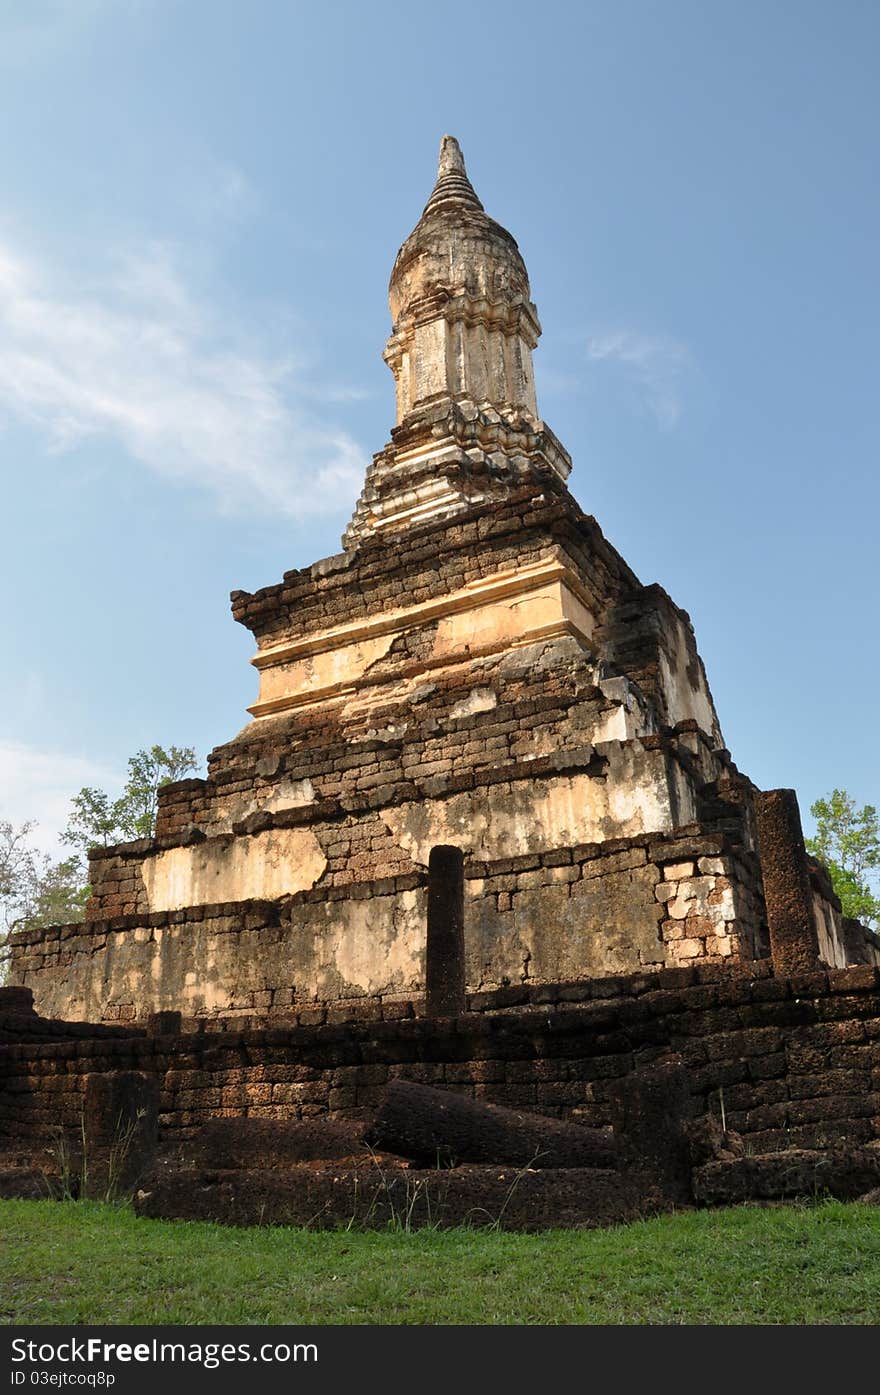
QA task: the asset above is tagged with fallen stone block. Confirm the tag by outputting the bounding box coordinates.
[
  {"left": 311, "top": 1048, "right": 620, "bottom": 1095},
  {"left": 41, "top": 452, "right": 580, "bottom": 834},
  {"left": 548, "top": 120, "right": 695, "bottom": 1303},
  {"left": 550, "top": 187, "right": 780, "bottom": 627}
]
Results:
[
  {"left": 692, "top": 1145, "right": 880, "bottom": 1204},
  {"left": 182, "top": 1116, "right": 375, "bottom": 1169},
  {"left": 366, "top": 1078, "right": 617, "bottom": 1169},
  {"left": 134, "top": 1161, "right": 666, "bottom": 1231}
]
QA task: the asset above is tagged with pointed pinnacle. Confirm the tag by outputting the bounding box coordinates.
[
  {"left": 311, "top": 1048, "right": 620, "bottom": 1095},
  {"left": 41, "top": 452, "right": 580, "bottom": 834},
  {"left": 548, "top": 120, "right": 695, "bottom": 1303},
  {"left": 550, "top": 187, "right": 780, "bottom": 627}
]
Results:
[
  {"left": 438, "top": 134, "right": 467, "bottom": 177},
  {"left": 422, "top": 135, "right": 484, "bottom": 217}
]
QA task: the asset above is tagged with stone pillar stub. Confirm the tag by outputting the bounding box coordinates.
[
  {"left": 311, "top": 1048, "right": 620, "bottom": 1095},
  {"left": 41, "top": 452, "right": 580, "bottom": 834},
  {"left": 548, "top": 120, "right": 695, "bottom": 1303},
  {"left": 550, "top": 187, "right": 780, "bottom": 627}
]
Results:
[
  {"left": 0, "top": 986, "right": 36, "bottom": 1017},
  {"left": 83, "top": 1071, "right": 159, "bottom": 1195},
  {"left": 755, "top": 788, "right": 821, "bottom": 976},
  {"left": 606, "top": 1057, "right": 694, "bottom": 1204},
  {"left": 425, "top": 844, "right": 466, "bottom": 1018}
]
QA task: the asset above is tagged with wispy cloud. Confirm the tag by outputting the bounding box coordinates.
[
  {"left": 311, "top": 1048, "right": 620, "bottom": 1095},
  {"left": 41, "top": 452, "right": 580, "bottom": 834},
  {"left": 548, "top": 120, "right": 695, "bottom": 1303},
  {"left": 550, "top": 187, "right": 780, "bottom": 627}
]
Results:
[
  {"left": 0, "top": 0, "right": 148, "bottom": 67},
  {"left": 189, "top": 160, "right": 261, "bottom": 224},
  {"left": 586, "top": 330, "right": 692, "bottom": 430},
  {"left": 0, "top": 741, "right": 120, "bottom": 858},
  {"left": 0, "top": 235, "right": 365, "bottom": 515}
]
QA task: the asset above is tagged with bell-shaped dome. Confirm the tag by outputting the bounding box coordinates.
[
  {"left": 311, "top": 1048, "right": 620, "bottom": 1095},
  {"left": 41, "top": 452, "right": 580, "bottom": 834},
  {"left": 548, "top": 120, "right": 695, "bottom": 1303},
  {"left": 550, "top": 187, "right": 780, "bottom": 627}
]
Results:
[
  {"left": 389, "top": 136, "right": 532, "bottom": 325},
  {"left": 383, "top": 137, "right": 542, "bottom": 429}
]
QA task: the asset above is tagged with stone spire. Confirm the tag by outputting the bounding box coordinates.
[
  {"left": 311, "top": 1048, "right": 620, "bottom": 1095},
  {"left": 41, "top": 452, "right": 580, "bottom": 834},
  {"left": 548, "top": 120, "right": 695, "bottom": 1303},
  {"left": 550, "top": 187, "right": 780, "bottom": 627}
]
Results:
[
  {"left": 385, "top": 134, "right": 540, "bottom": 424},
  {"left": 421, "top": 135, "right": 484, "bottom": 217},
  {"left": 343, "top": 136, "right": 571, "bottom": 549}
]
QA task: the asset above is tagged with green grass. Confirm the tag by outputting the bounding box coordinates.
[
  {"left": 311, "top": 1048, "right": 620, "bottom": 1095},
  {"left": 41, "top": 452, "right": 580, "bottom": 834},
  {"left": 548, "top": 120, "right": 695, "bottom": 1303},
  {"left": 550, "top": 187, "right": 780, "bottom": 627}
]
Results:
[{"left": 1, "top": 1199, "right": 878, "bottom": 1324}]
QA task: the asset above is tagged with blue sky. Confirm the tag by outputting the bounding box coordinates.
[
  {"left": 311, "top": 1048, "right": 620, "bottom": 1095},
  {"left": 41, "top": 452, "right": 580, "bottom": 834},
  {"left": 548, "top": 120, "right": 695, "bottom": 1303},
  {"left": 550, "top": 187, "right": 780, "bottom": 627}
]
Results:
[{"left": 1, "top": 0, "right": 877, "bottom": 856}]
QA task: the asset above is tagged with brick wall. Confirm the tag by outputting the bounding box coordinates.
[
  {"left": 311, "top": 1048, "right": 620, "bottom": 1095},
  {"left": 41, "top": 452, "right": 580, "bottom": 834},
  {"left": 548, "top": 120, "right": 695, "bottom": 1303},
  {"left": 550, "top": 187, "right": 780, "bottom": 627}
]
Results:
[
  {"left": 3, "top": 963, "right": 878, "bottom": 1159},
  {"left": 229, "top": 477, "right": 634, "bottom": 650},
  {"left": 8, "top": 825, "right": 766, "bottom": 1025}
]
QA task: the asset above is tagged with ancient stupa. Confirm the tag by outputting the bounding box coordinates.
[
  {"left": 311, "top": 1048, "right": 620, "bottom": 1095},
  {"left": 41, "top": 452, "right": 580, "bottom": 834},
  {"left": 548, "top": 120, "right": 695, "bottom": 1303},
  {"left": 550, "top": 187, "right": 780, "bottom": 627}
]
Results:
[{"left": 10, "top": 138, "right": 877, "bottom": 1023}]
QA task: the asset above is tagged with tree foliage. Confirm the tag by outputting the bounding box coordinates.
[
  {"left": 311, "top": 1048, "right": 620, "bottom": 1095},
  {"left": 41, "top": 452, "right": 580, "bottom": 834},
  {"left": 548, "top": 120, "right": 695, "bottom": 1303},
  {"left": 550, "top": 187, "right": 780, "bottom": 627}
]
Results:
[
  {"left": 0, "top": 820, "right": 89, "bottom": 937},
  {"left": 806, "top": 789, "right": 880, "bottom": 929},
  {"left": 2, "top": 745, "right": 198, "bottom": 944},
  {"left": 61, "top": 745, "right": 198, "bottom": 856}
]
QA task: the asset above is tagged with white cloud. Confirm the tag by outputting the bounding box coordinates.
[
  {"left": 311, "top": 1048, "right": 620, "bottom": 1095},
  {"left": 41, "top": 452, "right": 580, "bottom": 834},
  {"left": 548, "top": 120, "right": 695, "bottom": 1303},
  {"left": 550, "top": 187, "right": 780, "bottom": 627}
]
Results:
[
  {"left": 587, "top": 330, "right": 692, "bottom": 429},
  {"left": 187, "top": 161, "right": 261, "bottom": 225},
  {"left": 0, "top": 741, "right": 120, "bottom": 859},
  {"left": 0, "top": 0, "right": 147, "bottom": 67},
  {"left": 0, "top": 235, "right": 366, "bottom": 516}
]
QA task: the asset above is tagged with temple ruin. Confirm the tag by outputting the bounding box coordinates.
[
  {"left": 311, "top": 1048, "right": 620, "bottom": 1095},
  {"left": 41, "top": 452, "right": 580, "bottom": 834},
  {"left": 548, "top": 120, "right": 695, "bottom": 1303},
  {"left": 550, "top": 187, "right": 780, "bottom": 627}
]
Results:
[
  {"left": 7, "top": 136, "right": 878, "bottom": 1026},
  {"left": 3, "top": 139, "right": 880, "bottom": 1227}
]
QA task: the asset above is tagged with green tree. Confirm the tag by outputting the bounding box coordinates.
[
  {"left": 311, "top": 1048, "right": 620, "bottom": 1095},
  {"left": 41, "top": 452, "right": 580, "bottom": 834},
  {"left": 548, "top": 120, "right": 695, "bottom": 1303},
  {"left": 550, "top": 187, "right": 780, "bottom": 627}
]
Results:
[
  {"left": 0, "top": 820, "right": 88, "bottom": 942},
  {"left": 1, "top": 746, "right": 198, "bottom": 949},
  {"left": 62, "top": 744, "right": 198, "bottom": 856},
  {"left": 806, "top": 789, "right": 880, "bottom": 928},
  {"left": 15, "top": 852, "right": 89, "bottom": 930},
  {"left": 0, "top": 818, "right": 36, "bottom": 915}
]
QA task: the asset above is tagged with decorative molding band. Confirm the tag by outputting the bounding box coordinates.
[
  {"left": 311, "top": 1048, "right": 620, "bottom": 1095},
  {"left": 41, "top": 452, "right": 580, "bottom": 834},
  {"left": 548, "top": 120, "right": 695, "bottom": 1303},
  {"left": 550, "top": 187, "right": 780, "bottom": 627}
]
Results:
[
  {"left": 247, "top": 615, "right": 593, "bottom": 719},
  {"left": 252, "top": 556, "right": 592, "bottom": 670}
]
